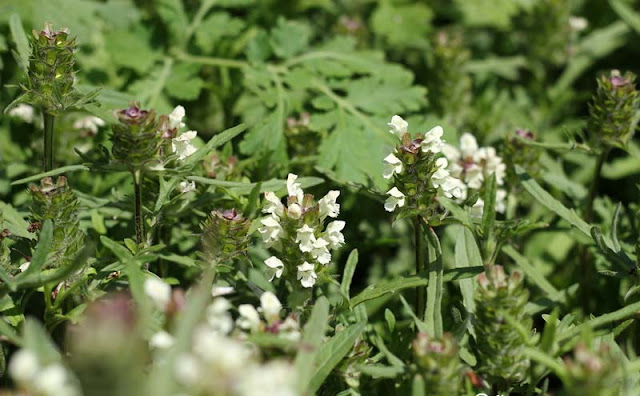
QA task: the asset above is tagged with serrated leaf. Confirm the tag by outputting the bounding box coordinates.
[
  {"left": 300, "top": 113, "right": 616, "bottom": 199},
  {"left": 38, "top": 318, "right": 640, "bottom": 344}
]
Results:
[
  {"left": 105, "top": 27, "right": 159, "bottom": 74},
  {"left": 194, "top": 12, "right": 245, "bottom": 53},
  {"left": 165, "top": 63, "right": 205, "bottom": 101},
  {"left": 370, "top": 1, "right": 432, "bottom": 48},
  {"left": 156, "top": 0, "right": 188, "bottom": 46},
  {"left": 270, "top": 18, "right": 311, "bottom": 58}
]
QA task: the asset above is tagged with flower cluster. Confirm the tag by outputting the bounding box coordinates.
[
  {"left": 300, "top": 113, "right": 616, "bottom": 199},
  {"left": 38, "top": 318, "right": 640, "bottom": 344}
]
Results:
[
  {"left": 259, "top": 174, "right": 345, "bottom": 289},
  {"left": 383, "top": 116, "right": 465, "bottom": 215},
  {"left": 110, "top": 104, "right": 198, "bottom": 169},
  {"left": 412, "top": 332, "right": 464, "bottom": 396},
  {"left": 9, "top": 349, "right": 79, "bottom": 396},
  {"left": 442, "top": 132, "right": 507, "bottom": 216},
  {"left": 149, "top": 288, "right": 299, "bottom": 396}
]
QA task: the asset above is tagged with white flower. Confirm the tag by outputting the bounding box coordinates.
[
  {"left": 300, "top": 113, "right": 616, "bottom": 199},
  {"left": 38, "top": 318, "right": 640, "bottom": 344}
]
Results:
[
  {"left": 297, "top": 262, "right": 318, "bottom": 288},
  {"left": 8, "top": 104, "right": 35, "bottom": 123},
  {"left": 178, "top": 180, "right": 196, "bottom": 193},
  {"left": 470, "top": 198, "right": 484, "bottom": 218},
  {"left": 264, "top": 256, "right": 284, "bottom": 281},
  {"left": 260, "top": 291, "right": 282, "bottom": 323},
  {"left": 258, "top": 215, "right": 285, "bottom": 246},
  {"left": 441, "top": 144, "right": 461, "bottom": 163},
  {"left": 73, "top": 115, "right": 105, "bottom": 134},
  {"left": 325, "top": 221, "right": 345, "bottom": 249},
  {"left": 34, "top": 364, "right": 68, "bottom": 394},
  {"left": 211, "top": 285, "right": 235, "bottom": 297},
  {"left": 318, "top": 190, "right": 340, "bottom": 219},
  {"left": 384, "top": 187, "right": 405, "bottom": 212},
  {"left": 263, "top": 191, "right": 284, "bottom": 217},
  {"left": 171, "top": 131, "right": 198, "bottom": 160},
  {"left": 288, "top": 203, "right": 303, "bottom": 219},
  {"left": 286, "top": 173, "right": 304, "bottom": 203},
  {"left": 388, "top": 115, "right": 408, "bottom": 139},
  {"left": 175, "top": 354, "right": 201, "bottom": 386},
  {"left": 310, "top": 237, "right": 332, "bottom": 265},
  {"left": 421, "top": 126, "right": 445, "bottom": 154},
  {"left": 168, "top": 105, "right": 186, "bottom": 130},
  {"left": 465, "top": 163, "right": 484, "bottom": 190},
  {"left": 439, "top": 176, "right": 466, "bottom": 199},
  {"left": 474, "top": 147, "right": 506, "bottom": 186},
  {"left": 144, "top": 277, "right": 171, "bottom": 310},
  {"left": 206, "top": 298, "right": 234, "bottom": 334},
  {"left": 431, "top": 157, "right": 450, "bottom": 190},
  {"left": 238, "top": 360, "right": 297, "bottom": 396},
  {"left": 279, "top": 317, "right": 302, "bottom": 342},
  {"left": 8, "top": 349, "right": 39, "bottom": 384},
  {"left": 19, "top": 261, "right": 31, "bottom": 272},
  {"left": 150, "top": 331, "right": 175, "bottom": 349},
  {"left": 383, "top": 153, "right": 403, "bottom": 179},
  {"left": 460, "top": 133, "right": 479, "bottom": 159},
  {"left": 495, "top": 189, "right": 507, "bottom": 214},
  {"left": 295, "top": 224, "right": 316, "bottom": 253},
  {"left": 237, "top": 304, "right": 261, "bottom": 332},
  {"left": 569, "top": 16, "right": 588, "bottom": 32}
]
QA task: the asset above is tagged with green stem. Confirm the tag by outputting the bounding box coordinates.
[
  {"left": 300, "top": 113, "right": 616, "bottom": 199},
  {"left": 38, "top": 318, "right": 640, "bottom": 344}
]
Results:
[
  {"left": 585, "top": 149, "right": 609, "bottom": 223},
  {"left": 414, "top": 217, "right": 426, "bottom": 321},
  {"left": 132, "top": 169, "right": 144, "bottom": 245},
  {"left": 175, "top": 51, "right": 248, "bottom": 69},
  {"left": 43, "top": 112, "right": 55, "bottom": 172}
]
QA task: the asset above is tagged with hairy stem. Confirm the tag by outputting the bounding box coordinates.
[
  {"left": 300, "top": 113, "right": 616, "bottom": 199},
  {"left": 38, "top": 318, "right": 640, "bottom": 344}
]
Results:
[
  {"left": 585, "top": 149, "right": 609, "bottom": 223},
  {"left": 132, "top": 169, "right": 144, "bottom": 245},
  {"left": 43, "top": 112, "right": 55, "bottom": 171},
  {"left": 414, "top": 217, "right": 426, "bottom": 321}
]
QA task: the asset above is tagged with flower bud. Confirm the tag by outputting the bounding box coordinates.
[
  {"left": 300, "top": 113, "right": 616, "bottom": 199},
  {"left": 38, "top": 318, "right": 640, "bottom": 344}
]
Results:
[
  {"left": 413, "top": 332, "right": 464, "bottom": 396},
  {"left": 29, "top": 176, "right": 84, "bottom": 270},
  {"left": 588, "top": 70, "right": 640, "bottom": 149},
  {"left": 111, "top": 103, "right": 162, "bottom": 167},
  {"left": 473, "top": 265, "right": 532, "bottom": 387},
  {"left": 201, "top": 209, "right": 251, "bottom": 263},
  {"left": 561, "top": 342, "right": 623, "bottom": 396}
]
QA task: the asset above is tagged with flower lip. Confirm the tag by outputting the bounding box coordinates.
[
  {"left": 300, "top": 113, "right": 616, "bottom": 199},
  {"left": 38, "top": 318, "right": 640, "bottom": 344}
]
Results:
[
  {"left": 515, "top": 129, "right": 534, "bottom": 140},
  {"left": 221, "top": 208, "right": 240, "bottom": 221},
  {"left": 119, "top": 105, "right": 149, "bottom": 123}
]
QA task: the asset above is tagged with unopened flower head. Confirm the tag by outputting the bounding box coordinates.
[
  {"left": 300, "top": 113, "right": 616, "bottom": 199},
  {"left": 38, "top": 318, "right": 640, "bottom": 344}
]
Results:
[
  {"left": 260, "top": 291, "right": 282, "bottom": 323},
  {"left": 168, "top": 105, "right": 186, "bottom": 130}
]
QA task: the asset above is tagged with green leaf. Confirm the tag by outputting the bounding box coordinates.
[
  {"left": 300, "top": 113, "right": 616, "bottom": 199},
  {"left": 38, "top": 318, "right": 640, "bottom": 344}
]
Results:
[
  {"left": 517, "top": 166, "right": 591, "bottom": 237},
  {"left": 0, "top": 202, "right": 33, "bottom": 239},
  {"left": 412, "top": 374, "right": 426, "bottom": 396},
  {"left": 350, "top": 266, "right": 483, "bottom": 308},
  {"left": 454, "top": 226, "right": 480, "bottom": 314},
  {"left": 156, "top": 0, "right": 188, "bottom": 46},
  {"left": 358, "top": 364, "right": 405, "bottom": 378},
  {"left": 308, "top": 322, "right": 365, "bottom": 393},
  {"left": 100, "top": 236, "right": 133, "bottom": 261},
  {"left": 20, "top": 220, "right": 52, "bottom": 278},
  {"left": 9, "top": 13, "right": 29, "bottom": 72},
  {"left": 184, "top": 124, "right": 246, "bottom": 167},
  {"left": 194, "top": 12, "right": 245, "bottom": 53},
  {"left": 104, "top": 27, "right": 159, "bottom": 74},
  {"left": 22, "top": 318, "right": 60, "bottom": 364},
  {"left": 340, "top": 249, "right": 358, "bottom": 303},
  {"left": 503, "top": 245, "right": 560, "bottom": 298},
  {"left": 455, "top": 0, "right": 522, "bottom": 29},
  {"left": 165, "top": 63, "right": 205, "bottom": 101},
  {"left": 294, "top": 296, "right": 329, "bottom": 393},
  {"left": 270, "top": 18, "right": 311, "bottom": 58},
  {"left": 11, "top": 165, "right": 89, "bottom": 185},
  {"left": 189, "top": 176, "right": 323, "bottom": 195},
  {"left": 610, "top": 0, "right": 640, "bottom": 34},
  {"left": 370, "top": 1, "right": 432, "bottom": 48}
]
